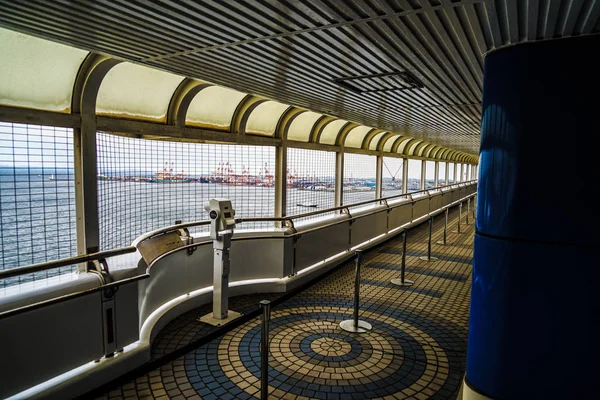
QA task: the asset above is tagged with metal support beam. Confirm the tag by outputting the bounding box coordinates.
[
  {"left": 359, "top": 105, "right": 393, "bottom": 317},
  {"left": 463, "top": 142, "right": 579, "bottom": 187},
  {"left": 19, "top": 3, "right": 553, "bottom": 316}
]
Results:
[
  {"left": 460, "top": 163, "right": 465, "bottom": 182},
  {"left": 445, "top": 162, "right": 450, "bottom": 185},
  {"left": 402, "top": 158, "right": 409, "bottom": 194},
  {"left": 274, "top": 144, "right": 287, "bottom": 225},
  {"left": 335, "top": 151, "right": 344, "bottom": 207},
  {"left": 375, "top": 155, "right": 383, "bottom": 199},
  {"left": 420, "top": 160, "right": 426, "bottom": 190},
  {"left": 72, "top": 55, "right": 121, "bottom": 264},
  {"left": 434, "top": 161, "right": 439, "bottom": 187}
]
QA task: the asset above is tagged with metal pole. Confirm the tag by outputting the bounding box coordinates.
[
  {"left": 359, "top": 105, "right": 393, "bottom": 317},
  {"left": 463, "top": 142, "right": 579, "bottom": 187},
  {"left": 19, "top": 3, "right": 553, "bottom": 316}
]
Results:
[
  {"left": 453, "top": 203, "right": 463, "bottom": 234},
  {"left": 420, "top": 216, "right": 438, "bottom": 262},
  {"left": 340, "top": 251, "right": 372, "bottom": 333},
  {"left": 352, "top": 251, "right": 362, "bottom": 328},
  {"left": 466, "top": 198, "right": 470, "bottom": 225},
  {"left": 391, "top": 230, "right": 414, "bottom": 286},
  {"left": 437, "top": 208, "right": 448, "bottom": 245},
  {"left": 260, "top": 300, "right": 271, "bottom": 400}
]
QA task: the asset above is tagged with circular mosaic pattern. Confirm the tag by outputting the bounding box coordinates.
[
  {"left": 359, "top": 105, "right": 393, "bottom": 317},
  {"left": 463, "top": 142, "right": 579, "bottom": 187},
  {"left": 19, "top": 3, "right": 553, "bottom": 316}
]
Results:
[
  {"left": 310, "top": 336, "right": 352, "bottom": 357},
  {"left": 185, "top": 305, "right": 453, "bottom": 399}
]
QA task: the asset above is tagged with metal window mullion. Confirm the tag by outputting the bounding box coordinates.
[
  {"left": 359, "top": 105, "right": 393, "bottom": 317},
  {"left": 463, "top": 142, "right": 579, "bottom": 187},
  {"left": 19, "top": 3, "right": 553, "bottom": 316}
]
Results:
[
  {"left": 375, "top": 155, "right": 383, "bottom": 199},
  {"left": 445, "top": 162, "right": 450, "bottom": 185},
  {"left": 335, "top": 151, "right": 344, "bottom": 208},
  {"left": 434, "top": 161, "right": 439, "bottom": 187},
  {"left": 420, "top": 160, "right": 426, "bottom": 190},
  {"left": 74, "top": 122, "right": 100, "bottom": 269},
  {"left": 402, "top": 158, "right": 409, "bottom": 194},
  {"left": 274, "top": 144, "right": 286, "bottom": 226}
]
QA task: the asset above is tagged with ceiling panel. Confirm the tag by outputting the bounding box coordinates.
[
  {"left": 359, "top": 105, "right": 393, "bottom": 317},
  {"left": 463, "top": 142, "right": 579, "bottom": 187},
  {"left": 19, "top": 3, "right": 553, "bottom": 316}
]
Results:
[{"left": 0, "top": 0, "right": 598, "bottom": 155}]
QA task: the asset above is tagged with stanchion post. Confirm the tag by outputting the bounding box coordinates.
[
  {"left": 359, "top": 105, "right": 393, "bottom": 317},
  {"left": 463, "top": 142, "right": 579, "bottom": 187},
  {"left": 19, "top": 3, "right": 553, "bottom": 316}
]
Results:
[
  {"left": 453, "top": 202, "right": 463, "bottom": 234},
  {"left": 437, "top": 208, "right": 448, "bottom": 245},
  {"left": 340, "top": 251, "right": 372, "bottom": 333},
  {"left": 260, "top": 300, "right": 271, "bottom": 400},
  {"left": 391, "top": 230, "right": 414, "bottom": 286},
  {"left": 419, "top": 216, "right": 438, "bottom": 262},
  {"left": 466, "top": 198, "right": 470, "bottom": 225}
]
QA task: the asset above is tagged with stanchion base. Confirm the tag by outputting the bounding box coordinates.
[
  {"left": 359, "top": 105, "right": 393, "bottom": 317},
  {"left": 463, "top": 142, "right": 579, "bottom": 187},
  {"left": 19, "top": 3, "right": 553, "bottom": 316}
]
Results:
[
  {"left": 436, "top": 241, "right": 447, "bottom": 245},
  {"left": 339, "top": 319, "right": 372, "bottom": 333},
  {"left": 390, "top": 278, "right": 414, "bottom": 286},
  {"left": 452, "top": 230, "right": 464, "bottom": 234},
  {"left": 198, "top": 310, "right": 242, "bottom": 326},
  {"left": 419, "top": 256, "right": 439, "bottom": 262}
]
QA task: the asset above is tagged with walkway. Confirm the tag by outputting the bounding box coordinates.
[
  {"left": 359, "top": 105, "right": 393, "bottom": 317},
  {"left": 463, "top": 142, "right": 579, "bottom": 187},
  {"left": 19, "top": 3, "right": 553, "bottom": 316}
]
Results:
[{"left": 91, "top": 205, "right": 474, "bottom": 400}]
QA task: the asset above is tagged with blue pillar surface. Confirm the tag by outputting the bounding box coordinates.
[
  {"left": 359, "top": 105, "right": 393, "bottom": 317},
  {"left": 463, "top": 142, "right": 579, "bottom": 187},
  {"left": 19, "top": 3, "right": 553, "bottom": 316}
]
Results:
[{"left": 467, "top": 35, "right": 599, "bottom": 399}]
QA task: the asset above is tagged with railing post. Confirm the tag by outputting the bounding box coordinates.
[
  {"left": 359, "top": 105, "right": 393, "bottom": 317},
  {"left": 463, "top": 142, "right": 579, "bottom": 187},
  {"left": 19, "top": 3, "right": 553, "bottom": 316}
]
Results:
[
  {"left": 419, "top": 216, "right": 438, "bottom": 262},
  {"left": 453, "top": 202, "right": 463, "bottom": 234},
  {"left": 260, "top": 300, "right": 271, "bottom": 400},
  {"left": 466, "top": 198, "right": 470, "bottom": 225},
  {"left": 437, "top": 208, "right": 448, "bottom": 245},
  {"left": 340, "top": 251, "right": 372, "bottom": 333},
  {"left": 391, "top": 230, "right": 414, "bottom": 286}
]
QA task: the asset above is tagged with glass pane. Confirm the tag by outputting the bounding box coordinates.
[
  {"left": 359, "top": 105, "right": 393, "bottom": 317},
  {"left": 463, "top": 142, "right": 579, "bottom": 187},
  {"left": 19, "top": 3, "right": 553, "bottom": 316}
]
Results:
[
  {"left": 425, "top": 161, "right": 435, "bottom": 189},
  {"left": 383, "top": 135, "right": 400, "bottom": 152},
  {"left": 407, "top": 141, "right": 422, "bottom": 155},
  {"left": 286, "top": 148, "right": 335, "bottom": 224},
  {"left": 438, "top": 162, "right": 446, "bottom": 186},
  {"left": 0, "top": 122, "right": 76, "bottom": 288},
  {"left": 368, "top": 132, "right": 386, "bottom": 150},
  {"left": 287, "top": 111, "right": 321, "bottom": 142},
  {"left": 96, "top": 62, "right": 185, "bottom": 122},
  {"left": 319, "top": 119, "right": 347, "bottom": 145},
  {"left": 245, "top": 101, "right": 289, "bottom": 136},
  {"left": 97, "top": 133, "right": 276, "bottom": 249},
  {"left": 448, "top": 163, "right": 455, "bottom": 183},
  {"left": 407, "top": 159, "right": 421, "bottom": 192},
  {"left": 0, "top": 28, "right": 88, "bottom": 113},
  {"left": 344, "top": 126, "right": 372, "bottom": 148},
  {"left": 186, "top": 86, "right": 246, "bottom": 131},
  {"left": 343, "top": 153, "right": 376, "bottom": 205},
  {"left": 397, "top": 138, "right": 411, "bottom": 154},
  {"left": 382, "top": 157, "right": 404, "bottom": 199}
]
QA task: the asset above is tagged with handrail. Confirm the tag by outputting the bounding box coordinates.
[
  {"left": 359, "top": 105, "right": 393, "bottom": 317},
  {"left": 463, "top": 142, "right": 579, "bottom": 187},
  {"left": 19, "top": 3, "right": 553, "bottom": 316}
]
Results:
[
  {"left": 2, "top": 180, "right": 477, "bottom": 280},
  {"left": 148, "top": 189, "right": 479, "bottom": 261},
  {"left": 139, "top": 180, "right": 478, "bottom": 239},
  {"left": 0, "top": 273, "right": 149, "bottom": 321},
  {"left": 0, "top": 246, "right": 137, "bottom": 281}
]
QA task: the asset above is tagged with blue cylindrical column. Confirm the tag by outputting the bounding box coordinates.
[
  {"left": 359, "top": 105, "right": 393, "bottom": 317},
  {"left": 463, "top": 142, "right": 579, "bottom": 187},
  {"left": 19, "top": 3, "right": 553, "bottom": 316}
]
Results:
[{"left": 467, "top": 35, "right": 598, "bottom": 399}]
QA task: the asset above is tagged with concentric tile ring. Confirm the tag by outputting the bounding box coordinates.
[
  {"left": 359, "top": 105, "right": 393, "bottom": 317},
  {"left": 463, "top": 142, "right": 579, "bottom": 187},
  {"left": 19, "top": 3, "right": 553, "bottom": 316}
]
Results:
[{"left": 208, "top": 305, "right": 450, "bottom": 399}]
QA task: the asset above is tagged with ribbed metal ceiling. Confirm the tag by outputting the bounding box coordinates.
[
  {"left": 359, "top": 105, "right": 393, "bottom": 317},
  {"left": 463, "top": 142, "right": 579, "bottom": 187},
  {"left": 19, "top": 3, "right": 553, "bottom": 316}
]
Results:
[{"left": 1, "top": 0, "right": 598, "bottom": 155}]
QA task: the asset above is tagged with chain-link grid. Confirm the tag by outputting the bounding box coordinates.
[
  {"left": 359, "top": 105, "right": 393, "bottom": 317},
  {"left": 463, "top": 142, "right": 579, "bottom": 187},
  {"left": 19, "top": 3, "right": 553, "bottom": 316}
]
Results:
[
  {"left": 286, "top": 148, "right": 336, "bottom": 224},
  {"left": 343, "top": 153, "right": 377, "bottom": 205},
  {"left": 382, "top": 157, "right": 404, "bottom": 199},
  {"left": 407, "top": 159, "right": 422, "bottom": 193},
  {"left": 97, "top": 133, "right": 275, "bottom": 250},
  {"left": 425, "top": 161, "right": 436, "bottom": 189},
  {"left": 438, "top": 162, "right": 447, "bottom": 187},
  {"left": 0, "top": 122, "right": 76, "bottom": 288}
]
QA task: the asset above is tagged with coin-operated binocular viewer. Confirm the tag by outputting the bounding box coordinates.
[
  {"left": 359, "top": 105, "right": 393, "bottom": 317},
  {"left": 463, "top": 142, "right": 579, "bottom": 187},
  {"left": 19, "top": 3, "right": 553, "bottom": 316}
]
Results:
[{"left": 199, "top": 199, "right": 241, "bottom": 326}]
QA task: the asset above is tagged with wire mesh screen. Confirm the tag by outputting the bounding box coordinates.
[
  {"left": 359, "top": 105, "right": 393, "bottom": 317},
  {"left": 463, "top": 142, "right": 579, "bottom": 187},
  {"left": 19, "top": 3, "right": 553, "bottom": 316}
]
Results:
[
  {"left": 0, "top": 122, "right": 76, "bottom": 288},
  {"left": 286, "top": 148, "right": 335, "bottom": 224},
  {"left": 448, "top": 163, "right": 455, "bottom": 183},
  {"left": 382, "top": 157, "right": 404, "bottom": 200},
  {"left": 343, "top": 153, "right": 377, "bottom": 205},
  {"left": 438, "top": 162, "right": 446, "bottom": 186},
  {"left": 407, "top": 159, "right": 422, "bottom": 192},
  {"left": 425, "top": 161, "right": 436, "bottom": 189},
  {"left": 97, "top": 133, "right": 275, "bottom": 250}
]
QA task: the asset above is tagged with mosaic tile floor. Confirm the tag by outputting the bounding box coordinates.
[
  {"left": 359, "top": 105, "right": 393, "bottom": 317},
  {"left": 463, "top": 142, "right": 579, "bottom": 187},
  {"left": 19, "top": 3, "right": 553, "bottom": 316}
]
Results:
[{"left": 91, "top": 205, "right": 474, "bottom": 400}]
